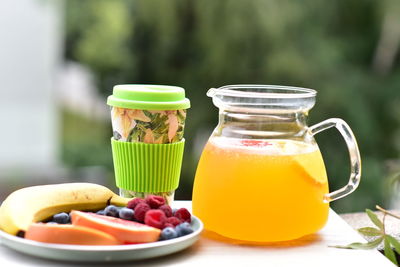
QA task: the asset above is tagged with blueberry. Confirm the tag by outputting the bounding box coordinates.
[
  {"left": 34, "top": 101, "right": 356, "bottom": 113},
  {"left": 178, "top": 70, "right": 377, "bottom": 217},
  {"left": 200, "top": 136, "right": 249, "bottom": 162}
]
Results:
[
  {"left": 47, "top": 221, "right": 58, "bottom": 225},
  {"left": 160, "top": 227, "right": 178, "bottom": 240},
  {"left": 96, "top": 209, "right": 106, "bottom": 215},
  {"left": 53, "top": 212, "right": 70, "bottom": 224},
  {"left": 175, "top": 222, "right": 193, "bottom": 237},
  {"left": 104, "top": 205, "right": 120, "bottom": 217},
  {"left": 119, "top": 207, "right": 134, "bottom": 220}
]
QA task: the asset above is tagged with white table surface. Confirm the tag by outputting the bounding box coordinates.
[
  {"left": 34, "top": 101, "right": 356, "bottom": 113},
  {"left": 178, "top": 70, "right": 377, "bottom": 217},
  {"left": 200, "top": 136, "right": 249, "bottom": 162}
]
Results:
[{"left": 0, "top": 201, "right": 395, "bottom": 266}]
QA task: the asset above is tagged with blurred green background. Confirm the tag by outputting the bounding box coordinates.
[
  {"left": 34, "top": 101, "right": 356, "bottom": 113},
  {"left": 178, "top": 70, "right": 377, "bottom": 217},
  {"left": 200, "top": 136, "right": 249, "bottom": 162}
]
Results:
[{"left": 3, "top": 0, "right": 399, "bottom": 214}]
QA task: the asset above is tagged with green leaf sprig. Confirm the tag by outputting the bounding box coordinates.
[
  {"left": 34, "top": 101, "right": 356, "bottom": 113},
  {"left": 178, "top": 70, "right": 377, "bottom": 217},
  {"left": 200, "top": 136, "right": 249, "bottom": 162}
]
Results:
[{"left": 333, "top": 205, "right": 400, "bottom": 265}]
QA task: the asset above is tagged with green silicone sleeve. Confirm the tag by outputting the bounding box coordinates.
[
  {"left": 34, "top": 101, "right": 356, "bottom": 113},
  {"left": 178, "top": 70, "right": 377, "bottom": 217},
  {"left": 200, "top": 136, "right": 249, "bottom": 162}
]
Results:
[{"left": 111, "top": 138, "right": 185, "bottom": 192}]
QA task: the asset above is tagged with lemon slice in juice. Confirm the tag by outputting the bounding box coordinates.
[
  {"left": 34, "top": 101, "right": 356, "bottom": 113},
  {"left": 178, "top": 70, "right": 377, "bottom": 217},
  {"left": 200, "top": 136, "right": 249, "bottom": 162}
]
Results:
[{"left": 292, "top": 149, "right": 328, "bottom": 185}]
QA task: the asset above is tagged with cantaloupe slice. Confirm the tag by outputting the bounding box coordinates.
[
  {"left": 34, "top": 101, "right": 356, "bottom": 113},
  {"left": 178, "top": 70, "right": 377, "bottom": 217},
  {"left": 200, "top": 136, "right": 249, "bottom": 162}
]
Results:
[
  {"left": 70, "top": 210, "right": 161, "bottom": 243},
  {"left": 25, "top": 223, "right": 121, "bottom": 245}
]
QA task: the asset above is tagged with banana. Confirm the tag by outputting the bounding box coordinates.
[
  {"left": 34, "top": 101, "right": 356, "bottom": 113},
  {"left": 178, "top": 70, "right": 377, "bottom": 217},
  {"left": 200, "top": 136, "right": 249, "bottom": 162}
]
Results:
[{"left": 0, "top": 183, "right": 131, "bottom": 235}]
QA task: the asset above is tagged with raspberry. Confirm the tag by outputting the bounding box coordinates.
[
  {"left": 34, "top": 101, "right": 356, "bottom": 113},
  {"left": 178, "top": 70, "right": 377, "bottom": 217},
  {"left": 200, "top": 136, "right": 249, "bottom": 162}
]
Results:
[
  {"left": 134, "top": 202, "right": 150, "bottom": 222},
  {"left": 144, "top": 210, "right": 167, "bottom": 229},
  {"left": 165, "top": 216, "right": 181, "bottom": 227},
  {"left": 174, "top": 208, "right": 191, "bottom": 223},
  {"left": 127, "top": 198, "right": 145, "bottom": 210},
  {"left": 159, "top": 204, "right": 173, "bottom": 217},
  {"left": 145, "top": 195, "right": 165, "bottom": 209}
]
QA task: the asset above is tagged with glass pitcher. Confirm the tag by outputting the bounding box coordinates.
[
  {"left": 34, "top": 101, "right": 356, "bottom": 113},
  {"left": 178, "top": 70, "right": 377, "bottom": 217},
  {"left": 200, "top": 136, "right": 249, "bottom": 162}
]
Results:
[{"left": 192, "top": 85, "right": 361, "bottom": 243}]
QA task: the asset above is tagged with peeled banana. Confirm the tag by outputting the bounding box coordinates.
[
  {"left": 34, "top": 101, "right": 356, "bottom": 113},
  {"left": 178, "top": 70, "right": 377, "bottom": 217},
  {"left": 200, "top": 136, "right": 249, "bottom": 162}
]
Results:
[{"left": 0, "top": 183, "right": 131, "bottom": 235}]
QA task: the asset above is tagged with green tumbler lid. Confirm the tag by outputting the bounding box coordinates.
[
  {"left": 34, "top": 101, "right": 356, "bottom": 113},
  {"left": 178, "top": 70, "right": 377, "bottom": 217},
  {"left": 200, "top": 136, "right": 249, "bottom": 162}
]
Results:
[{"left": 107, "top": 84, "right": 191, "bottom": 110}]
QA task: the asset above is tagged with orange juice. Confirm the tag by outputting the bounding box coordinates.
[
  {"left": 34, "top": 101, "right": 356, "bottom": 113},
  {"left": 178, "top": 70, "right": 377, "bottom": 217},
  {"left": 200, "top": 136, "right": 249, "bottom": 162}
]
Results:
[{"left": 192, "top": 137, "right": 329, "bottom": 242}]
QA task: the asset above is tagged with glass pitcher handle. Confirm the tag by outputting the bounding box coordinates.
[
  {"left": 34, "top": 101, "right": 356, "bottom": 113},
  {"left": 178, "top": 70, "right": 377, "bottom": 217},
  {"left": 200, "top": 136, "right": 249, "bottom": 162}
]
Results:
[{"left": 309, "top": 118, "right": 361, "bottom": 203}]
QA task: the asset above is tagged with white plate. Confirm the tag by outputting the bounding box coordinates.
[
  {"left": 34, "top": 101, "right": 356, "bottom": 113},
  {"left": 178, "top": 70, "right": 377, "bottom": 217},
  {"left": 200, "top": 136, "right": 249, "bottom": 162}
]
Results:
[{"left": 0, "top": 216, "right": 203, "bottom": 262}]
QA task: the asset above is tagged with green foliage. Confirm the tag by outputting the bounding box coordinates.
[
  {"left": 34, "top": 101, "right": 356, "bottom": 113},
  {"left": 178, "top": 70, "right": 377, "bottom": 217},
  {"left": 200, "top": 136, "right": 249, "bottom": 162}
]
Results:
[
  {"left": 61, "top": 109, "right": 113, "bottom": 169},
  {"left": 366, "top": 209, "right": 384, "bottom": 230},
  {"left": 333, "top": 236, "right": 383, "bottom": 250},
  {"left": 64, "top": 0, "right": 400, "bottom": 208},
  {"left": 333, "top": 207, "right": 400, "bottom": 265}
]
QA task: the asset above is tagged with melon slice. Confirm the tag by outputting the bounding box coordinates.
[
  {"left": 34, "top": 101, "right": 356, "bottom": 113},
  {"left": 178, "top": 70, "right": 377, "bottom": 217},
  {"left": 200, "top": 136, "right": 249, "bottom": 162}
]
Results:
[
  {"left": 70, "top": 210, "right": 161, "bottom": 243},
  {"left": 25, "top": 223, "right": 121, "bottom": 245}
]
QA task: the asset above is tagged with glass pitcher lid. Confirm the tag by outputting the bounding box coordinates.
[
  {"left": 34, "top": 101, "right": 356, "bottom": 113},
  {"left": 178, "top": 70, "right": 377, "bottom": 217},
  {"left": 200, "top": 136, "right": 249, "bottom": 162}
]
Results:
[{"left": 207, "top": 84, "right": 317, "bottom": 112}]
